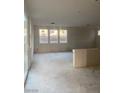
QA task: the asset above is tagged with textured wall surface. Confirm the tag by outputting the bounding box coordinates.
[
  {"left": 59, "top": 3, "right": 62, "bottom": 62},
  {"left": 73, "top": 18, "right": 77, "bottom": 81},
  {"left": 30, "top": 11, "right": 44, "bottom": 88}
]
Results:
[{"left": 34, "top": 25, "right": 98, "bottom": 53}]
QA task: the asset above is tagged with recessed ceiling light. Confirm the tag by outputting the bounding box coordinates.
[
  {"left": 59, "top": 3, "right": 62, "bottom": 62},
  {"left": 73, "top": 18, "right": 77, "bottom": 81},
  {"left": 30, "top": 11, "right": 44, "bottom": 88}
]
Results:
[{"left": 51, "top": 22, "right": 55, "bottom": 24}]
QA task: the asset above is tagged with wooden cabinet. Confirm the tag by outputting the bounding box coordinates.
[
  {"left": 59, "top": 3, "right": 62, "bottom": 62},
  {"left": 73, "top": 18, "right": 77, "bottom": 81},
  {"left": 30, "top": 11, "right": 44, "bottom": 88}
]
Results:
[{"left": 73, "top": 48, "right": 99, "bottom": 68}]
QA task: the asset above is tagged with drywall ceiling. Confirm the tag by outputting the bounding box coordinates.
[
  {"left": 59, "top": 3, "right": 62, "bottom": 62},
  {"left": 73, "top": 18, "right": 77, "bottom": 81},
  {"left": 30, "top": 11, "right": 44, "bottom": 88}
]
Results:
[{"left": 25, "top": 0, "right": 100, "bottom": 27}]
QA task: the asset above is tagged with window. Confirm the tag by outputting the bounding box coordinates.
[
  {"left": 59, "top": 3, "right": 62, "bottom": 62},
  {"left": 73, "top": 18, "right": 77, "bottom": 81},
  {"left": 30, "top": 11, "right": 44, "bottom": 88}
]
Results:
[
  {"left": 39, "top": 28, "right": 68, "bottom": 44},
  {"left": 39, "top": 29, "right": 48, "bottom": 43},
  {"left": 59, "top": 30, "right": 67, "bottom": 43},
  {"left": 50, "top": 29, "right": 58, "bottom": 43}
]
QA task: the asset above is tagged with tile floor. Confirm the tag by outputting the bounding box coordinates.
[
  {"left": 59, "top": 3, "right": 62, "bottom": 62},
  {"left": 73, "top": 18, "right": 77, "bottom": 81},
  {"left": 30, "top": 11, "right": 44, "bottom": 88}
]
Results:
[{"left": 25, "top": 52, "right": 100, "bottom": 93}]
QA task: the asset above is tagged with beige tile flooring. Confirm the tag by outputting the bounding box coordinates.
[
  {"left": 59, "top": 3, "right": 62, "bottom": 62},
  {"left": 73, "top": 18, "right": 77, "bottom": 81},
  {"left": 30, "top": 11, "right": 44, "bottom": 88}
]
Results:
[{"left": 25, "top": 52, "right": 100, "bottom": 93}]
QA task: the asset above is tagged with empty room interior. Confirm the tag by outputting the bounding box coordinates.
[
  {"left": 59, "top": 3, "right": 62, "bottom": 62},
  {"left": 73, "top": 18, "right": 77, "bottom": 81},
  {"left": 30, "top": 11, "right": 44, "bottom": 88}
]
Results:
[{"left": 24, "top": 0, "right": 100, "bottom": 93}]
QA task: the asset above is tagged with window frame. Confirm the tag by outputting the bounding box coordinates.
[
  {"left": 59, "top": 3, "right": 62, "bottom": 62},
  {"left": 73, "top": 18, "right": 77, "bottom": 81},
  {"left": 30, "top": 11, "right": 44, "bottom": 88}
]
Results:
[
  {"left": 49, "top": 29, "right": 59, "bottom": 44},
  {"left": 39, "top": 28, "right": 68, "bottom": 44},
  {"left": 59, "top": 29, "right": 68, "bottom": 44},
  {"left": 39, "top": 29, "right": 49, "bottom": 44}
]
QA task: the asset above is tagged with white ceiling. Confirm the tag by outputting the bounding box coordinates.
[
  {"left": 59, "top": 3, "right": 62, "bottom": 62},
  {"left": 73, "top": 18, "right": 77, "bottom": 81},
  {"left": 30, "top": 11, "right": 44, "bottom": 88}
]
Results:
[{"left": 26, "top": 0, "right": 100, "bottom": 27}]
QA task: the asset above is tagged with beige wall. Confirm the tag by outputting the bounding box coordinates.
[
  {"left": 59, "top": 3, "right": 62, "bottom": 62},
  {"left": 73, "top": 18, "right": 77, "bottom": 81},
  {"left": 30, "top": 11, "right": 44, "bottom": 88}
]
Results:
[
  {"left": 25, "top": 3, "right": 34, "bottom": 69},
  {"left": 96, "top": 35, "right": 100, "bottom": 48},
  {"left": 28, "top": 18, "right": 34, "bottom": 65},
  {"left": 34, "top": 25, "right": 99, "bottom": 53},
  {"left": 95, "top": 32, "right": 100, "bottom": 63}
]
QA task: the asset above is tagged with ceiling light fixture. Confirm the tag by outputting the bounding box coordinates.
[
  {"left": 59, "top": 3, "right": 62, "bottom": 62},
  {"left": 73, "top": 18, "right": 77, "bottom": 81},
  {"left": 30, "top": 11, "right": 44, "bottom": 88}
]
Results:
[
  {"left": 50, "top": 22, "right": 56, "bottom": 30},
  {"left": 51, "top": 22, "right": 55, "bottom": 25}
]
